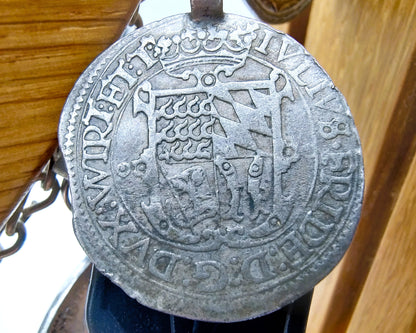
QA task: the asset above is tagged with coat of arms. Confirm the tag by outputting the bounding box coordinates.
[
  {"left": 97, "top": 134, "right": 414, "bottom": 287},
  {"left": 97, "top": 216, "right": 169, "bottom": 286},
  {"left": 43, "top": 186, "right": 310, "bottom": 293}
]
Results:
[{"left": 115, "top": 24, "right": 299, "bottom": 250}]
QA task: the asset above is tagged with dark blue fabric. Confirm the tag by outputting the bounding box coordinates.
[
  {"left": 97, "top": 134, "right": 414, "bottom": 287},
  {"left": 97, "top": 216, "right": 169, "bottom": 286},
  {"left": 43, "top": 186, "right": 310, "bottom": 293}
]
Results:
[{"left": 86, "top": 267, "right": 312, "bottom": 333}]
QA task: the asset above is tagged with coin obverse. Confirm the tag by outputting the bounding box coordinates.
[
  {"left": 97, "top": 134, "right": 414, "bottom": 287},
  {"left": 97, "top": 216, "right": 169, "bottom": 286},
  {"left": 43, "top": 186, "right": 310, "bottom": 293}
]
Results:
[{"left": 59, "top": 13, "right": 364, "bottom": 322}]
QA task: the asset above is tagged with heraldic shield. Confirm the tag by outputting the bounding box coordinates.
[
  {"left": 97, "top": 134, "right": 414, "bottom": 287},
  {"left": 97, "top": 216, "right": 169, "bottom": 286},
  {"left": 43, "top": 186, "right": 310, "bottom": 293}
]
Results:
[{"left": 110, "top": 23, "right": 313, "bottom": 252}]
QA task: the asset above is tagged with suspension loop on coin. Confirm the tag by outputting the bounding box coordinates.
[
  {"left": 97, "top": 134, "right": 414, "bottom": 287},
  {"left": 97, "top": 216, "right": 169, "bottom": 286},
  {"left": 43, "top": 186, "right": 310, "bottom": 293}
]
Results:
[
  {"left": 191, "top": 0, "right": 224, "bottom": 21},
  {"left": 120, "top": 0, "right": 144, "bottom": 38}
]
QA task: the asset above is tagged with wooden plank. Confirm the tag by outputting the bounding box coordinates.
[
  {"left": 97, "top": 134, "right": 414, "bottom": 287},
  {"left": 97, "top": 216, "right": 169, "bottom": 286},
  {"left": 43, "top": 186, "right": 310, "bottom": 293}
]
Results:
[
  {"left": 348, "top": 152, "right": 416, "bottom": 333},
  {"left": 0, "top": 21, "right": 124, "bottom": 51},
  {"left": 305, "top": 0, "right": 416, "bottom": 331},
  {"left": 0, "top": 0, "right": 135, "bottom": 23},
  {"left": 0, "top": 0, "right": 139, "bottom": 222}
]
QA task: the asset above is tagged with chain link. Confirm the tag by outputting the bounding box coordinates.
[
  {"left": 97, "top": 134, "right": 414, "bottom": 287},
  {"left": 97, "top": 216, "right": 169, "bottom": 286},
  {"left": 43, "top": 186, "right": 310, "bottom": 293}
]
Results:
[
  {"left": 0, "top": 148, "right": 69, "bottom": 260},
  {"left": 60, "top": 179, "right": 73, "bottom": 211},
  {"left": 0, "top": 1, "right": 146, "bottom": 261}
]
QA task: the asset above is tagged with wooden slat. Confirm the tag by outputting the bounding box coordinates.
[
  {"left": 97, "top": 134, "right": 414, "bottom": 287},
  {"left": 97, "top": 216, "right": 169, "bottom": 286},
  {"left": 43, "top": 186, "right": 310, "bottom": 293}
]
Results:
[
  {"left": 0, "top": 45, "right": 104, "bottom": 81},
  {"left": 305, "top": 0, "right": 416, "bottom": 331},
  {"left": 348, "top": 151, "right": 416, "bottom": 333},
  {"left": 0, "top": 0, "right": 134, "bottom": 24},
  {"left": 0, "top": 21, "right": 125, "bottom": 51},
  {"left": 0, "top": 0, "right": 139, "bottom": 222}
]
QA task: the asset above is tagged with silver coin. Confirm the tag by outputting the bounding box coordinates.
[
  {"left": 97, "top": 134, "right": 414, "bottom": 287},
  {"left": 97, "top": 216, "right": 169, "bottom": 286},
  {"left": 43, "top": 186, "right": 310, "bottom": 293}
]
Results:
[{"left": 59, "top": 13, "right": 364, "bottom": 322}]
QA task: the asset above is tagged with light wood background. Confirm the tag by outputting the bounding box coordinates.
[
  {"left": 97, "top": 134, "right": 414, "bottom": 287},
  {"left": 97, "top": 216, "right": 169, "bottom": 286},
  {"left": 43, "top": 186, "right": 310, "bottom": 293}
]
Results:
[
  {"left": 305, "top": 1, "right": 416, "bottom": 332},
  {"left": 0, "top": 1, "right": 415, "bottom": 332}
]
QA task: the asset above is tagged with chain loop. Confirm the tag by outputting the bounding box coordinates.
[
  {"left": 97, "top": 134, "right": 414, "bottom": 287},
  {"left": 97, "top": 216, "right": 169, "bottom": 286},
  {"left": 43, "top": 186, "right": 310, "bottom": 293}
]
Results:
[
  {"left": 61, "top": 179, "right": 73, "bottom": 211},
  {"left": 0, "top": 222, "right": 26, "bottom": 260},
  {"left": 0, "top": 149, "right": 67, "bottom": 260},
  {"left": 19, "top": 176, "right": 60, "bottom": 225}
]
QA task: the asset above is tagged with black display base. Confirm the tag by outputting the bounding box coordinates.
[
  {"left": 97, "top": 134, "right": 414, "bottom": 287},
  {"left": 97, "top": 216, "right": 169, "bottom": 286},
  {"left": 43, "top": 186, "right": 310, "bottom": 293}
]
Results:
[{"left": 86, "top": 266, "right": 313, "bottom": 333}]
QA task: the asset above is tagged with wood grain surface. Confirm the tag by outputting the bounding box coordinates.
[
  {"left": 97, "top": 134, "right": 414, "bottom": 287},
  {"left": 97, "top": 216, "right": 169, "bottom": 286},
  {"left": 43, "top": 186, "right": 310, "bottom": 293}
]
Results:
[
  {"left": 0, "top": 0, "right": 139, "bottom": 222},
  {"left": 348, "top": 151, "right": 416, "bottom": 332},
  {"left": 305, "top": 0, "right": 416, "bottom": 332}
]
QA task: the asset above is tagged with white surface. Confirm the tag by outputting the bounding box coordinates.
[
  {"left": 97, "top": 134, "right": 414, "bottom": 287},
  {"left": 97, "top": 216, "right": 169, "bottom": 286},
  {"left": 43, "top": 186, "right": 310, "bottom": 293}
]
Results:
[{"left": 0, "top": 183, "right": 86, "bottom": 333}]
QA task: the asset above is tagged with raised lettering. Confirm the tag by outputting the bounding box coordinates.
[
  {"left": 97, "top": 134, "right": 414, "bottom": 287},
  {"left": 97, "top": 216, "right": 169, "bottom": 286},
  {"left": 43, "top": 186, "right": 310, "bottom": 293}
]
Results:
[
  {"left": 314, "top": 91, "right": 342, "bottom": 112},
  {"left": 320, "top": 173, "right": 353, "bottom": 201},
  {"left": 98, "top": 206, "right": 138, "bottom": 248},
  {"left": 316, "top": 200, "right": 343, "bottom": 222},
  {"left": 304, "top": 79, "right": 326, "bottom": 99},
  {"left": 102, "top": 59, "right": 138, "bottom": 90},
  {"left": 83, "top": 101, "right": 114, "bottom": 127},
  {"left": 277, "top": 37, "right": 304, "bottom": 62},
  {"left": 82, "top": 166, "right": 111, "bottom": 209},
  {"left": 242, "top": 251, "right": 274, "bottom": 283},
  {"left": 322, "top": 152, "right": 356, "bottom": 174},
  {"left": 300, "top": 213, "right": 334, "bottom": 247},
  {"left": 127, "top": 36, "right": 159, "bottom": 69},
  {"left": 122, "top": 237, "right": 150, "bottom": 267},
  {"left": 193, "top": 260, "right": 228, "bottom": 292},
  {"left": 255, "top": 29, "right": 274, "bottom": 55},
  {"left": 98, "top": 82, "right": 125, "bottom": 108},
  {"left": 82, "top": 124, "right": 112, "bottom": 163},
  {"left": 290, "top": 61, "right": 313, "bottom": 87},
  {"left": 149, "top": 250, "right": 181, "bottom": 282},
  {"left": 279, "top": 231, "right": 310, "bottom": 264}
]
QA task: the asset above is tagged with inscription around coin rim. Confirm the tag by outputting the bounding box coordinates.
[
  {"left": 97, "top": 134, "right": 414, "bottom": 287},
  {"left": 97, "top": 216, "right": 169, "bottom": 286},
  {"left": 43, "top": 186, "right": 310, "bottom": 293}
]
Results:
[{"left": 59, "top": 13, "right": 364, "bottom": 322}]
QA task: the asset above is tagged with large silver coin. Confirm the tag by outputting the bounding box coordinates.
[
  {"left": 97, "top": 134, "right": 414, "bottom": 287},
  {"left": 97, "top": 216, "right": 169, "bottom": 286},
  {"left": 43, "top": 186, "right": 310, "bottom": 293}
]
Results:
[{"left": 59, "top": 13, "right": 364, "bottom": 322}]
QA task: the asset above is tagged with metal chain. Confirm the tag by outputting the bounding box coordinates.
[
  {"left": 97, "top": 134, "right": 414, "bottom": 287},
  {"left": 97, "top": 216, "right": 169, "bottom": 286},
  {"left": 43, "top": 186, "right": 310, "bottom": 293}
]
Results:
[
  {"left": 0, "top": 1, "right": 146, "bottom": 261},
  {"left": 0, "top": 148, "right": 70, "bottom": 260}
]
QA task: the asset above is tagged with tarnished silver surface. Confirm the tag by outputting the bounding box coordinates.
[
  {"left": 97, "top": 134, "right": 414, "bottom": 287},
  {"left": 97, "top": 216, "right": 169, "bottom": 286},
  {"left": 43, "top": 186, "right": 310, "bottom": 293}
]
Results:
[{"left": 59, "top": 12, "right": 364, "bottom": 322}]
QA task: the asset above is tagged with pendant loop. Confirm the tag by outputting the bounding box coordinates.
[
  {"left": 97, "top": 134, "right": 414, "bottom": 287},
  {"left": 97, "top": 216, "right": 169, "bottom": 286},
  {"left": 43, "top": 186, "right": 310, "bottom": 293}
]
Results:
[{"left": 190, "top": 0, "right": 223, "bottom": 21}]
